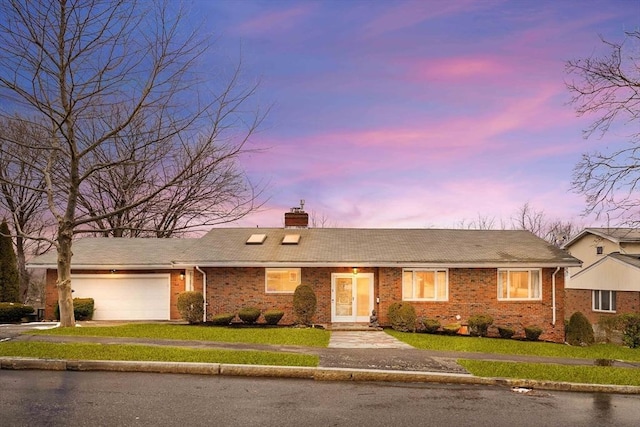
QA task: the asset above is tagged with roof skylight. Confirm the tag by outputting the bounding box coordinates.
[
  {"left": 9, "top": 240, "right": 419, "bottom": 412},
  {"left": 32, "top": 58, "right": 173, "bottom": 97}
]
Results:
[
  {"left": 246, "top": 234, "right": 267, "bottom": 245},
  {"left": 282, "top": 234, "right": 301, "bottom": 245}
]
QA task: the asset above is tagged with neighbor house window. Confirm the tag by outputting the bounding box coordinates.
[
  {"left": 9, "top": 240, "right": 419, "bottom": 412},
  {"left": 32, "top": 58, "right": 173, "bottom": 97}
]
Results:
[
  {"left": 402, "top": 269, "right": 448, "bottom": 301},
  {"left": 596, "top": 246, "right": 604, "bottom": 255},
  {"left": 498, "top": 269, "right": 541, "bottom": 300},
  {"left": 265, "top": 268, "right": 300, "bottom": 293},
  {"left": 593, "top": 290, "right": 616, "bottom": 312}
]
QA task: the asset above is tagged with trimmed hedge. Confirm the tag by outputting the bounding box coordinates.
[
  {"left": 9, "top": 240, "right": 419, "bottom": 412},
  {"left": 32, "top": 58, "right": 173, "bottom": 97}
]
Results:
[
  {"left": 210, "top": 313, "right": 235, "bottom": 326},
  {"left": 468, "top": 314, "right": 494, "bottom": 337},
  {"left": 238, "top": 307, "right": 261, "bottom": 324},
  {"left": 497, "top": 326, "right": 515, "bottom": 339},
  {"left": 387, "top": 302, "right": 417, "bottom": 332},
  {"left": 524, "top": 325, "right": 543, "bottom": 341},
  {"left": 0, "top": 302, "right": 34, "bottom": 322},
  {"left": 442, "top": 323, "right": 461, "bottom": 335},
  {"left": 418, "top": 317, "right": 441, "bottom": 333},
  {"left": 54, "top": 298, "right": 94, "bottom": 321},
  {"left": 263, "top": 309, "right": 284, "bottom": 325},
  {"left": 177, "top": 291, "right": 204, "bottom": 324}
]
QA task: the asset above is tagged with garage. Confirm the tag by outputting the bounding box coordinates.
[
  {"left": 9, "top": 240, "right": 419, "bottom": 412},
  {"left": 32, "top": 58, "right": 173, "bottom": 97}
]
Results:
[{"left": 70, "top": 274, "right": 171, "bottom": 320}]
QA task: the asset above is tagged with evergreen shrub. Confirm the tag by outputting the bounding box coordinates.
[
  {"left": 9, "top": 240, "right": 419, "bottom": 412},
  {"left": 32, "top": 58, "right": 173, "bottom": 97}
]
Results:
[
  {"left": 566, "top": 311, "right": 595, "bottom": 346},
  {"left": 497, "top": 326, "right": 515, "bottom": 339},
  {"left": 177, "top": 291, "right": 204, "bottom": 324},
  {"left": 238, "top": 307, "right": 261, "bottom": 324},
  {"left": 293, "top": 284, "right": 317, "bottom": 325},
  {"left": 263, "top": 309, "right": 284, "bottom": 325},
  {"left": 524, "top": 325, "right": 543, "bottom": 341},
  {"left": 468, "top": 314, "right": 494, "bottom": 337},
  {"left": 619, "top": 313, "right": 640, "bottom": 349},
  {"left": 54, "top": 298, "right": 95, "bottom": 321},
  {"left": 417, "top": 317, "right": 441, "bottom": 333},
  {"left": 387, "top": 302, "right": 417, "bottom": 332},
  {"left": 0, "top": 302, "right": 34, "bottom": 322},
  {"left": 210, "top": 313, "right": 235, "bottom": 326}
]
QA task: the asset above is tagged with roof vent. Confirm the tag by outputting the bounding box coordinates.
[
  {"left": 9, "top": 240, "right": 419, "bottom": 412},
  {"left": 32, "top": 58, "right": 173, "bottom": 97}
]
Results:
[
  {"left": 246, "top": 234, "right": 267, "bottom": 245},
  {"left": 282, "top": 234, "right": 301, "bottom": 245}
]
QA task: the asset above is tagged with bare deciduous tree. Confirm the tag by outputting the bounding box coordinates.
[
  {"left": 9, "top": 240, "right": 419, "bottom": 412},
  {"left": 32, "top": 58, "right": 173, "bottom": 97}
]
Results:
[
  {"left": 511, "top": 202, "right": 578, "bottom": 247},
  {"left": 567, "top": 31, "right": 640, "bottom": 224},
  {"left": 0, "top": 0, "right": 265, "bottom": 326},
  {"left": 0, "top": 118, "right": 54, "bottom": 302}
]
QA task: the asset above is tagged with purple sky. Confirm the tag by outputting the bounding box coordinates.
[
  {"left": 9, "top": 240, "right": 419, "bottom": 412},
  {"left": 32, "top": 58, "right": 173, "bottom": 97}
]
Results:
[{"left": 195, "top": 0, "right": 639, "bottom": 228}]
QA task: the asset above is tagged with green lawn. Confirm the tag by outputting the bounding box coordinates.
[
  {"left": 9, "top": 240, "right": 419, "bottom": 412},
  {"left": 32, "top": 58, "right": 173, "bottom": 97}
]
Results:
[
  {"left": 459, "top": 359, "right": 640, "bottom": 387},
  {"left": 0, "top": 341, "right": 318, "bottom": 366},
  {"left": 386, "top": 330, "right": 640, "bottom": 362},
  {"left": 28, "top": 323, "right": 331, "bottom": 347}
]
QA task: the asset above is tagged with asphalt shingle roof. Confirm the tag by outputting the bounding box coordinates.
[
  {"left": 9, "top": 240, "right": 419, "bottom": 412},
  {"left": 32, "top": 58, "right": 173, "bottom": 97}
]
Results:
[
  {"left": 27, "top": 228, "right": 580, "bottom": 268},
  {"left": 177, "top": 228, "right": 579, "bottom": 267}
]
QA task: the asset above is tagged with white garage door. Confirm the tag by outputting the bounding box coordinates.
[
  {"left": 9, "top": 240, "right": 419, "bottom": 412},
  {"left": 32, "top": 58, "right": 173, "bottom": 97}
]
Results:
[{"left": 70, "top": 274, "right": 171, "bottom": 320}]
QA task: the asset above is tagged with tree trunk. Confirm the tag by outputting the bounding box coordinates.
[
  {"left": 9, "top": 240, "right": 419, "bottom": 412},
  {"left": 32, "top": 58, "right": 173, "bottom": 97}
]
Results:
[
  {"left": 56, "top": 226, "right": 75, "bottom": 327},
  {"left": 15, "top": 235, "right": 29, "bottom": 302}
]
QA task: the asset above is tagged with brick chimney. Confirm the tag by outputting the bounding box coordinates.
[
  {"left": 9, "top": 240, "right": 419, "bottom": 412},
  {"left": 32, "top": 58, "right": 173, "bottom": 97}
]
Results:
[{"left": 284, "top": 200, "right": 308, "bottom": 228}]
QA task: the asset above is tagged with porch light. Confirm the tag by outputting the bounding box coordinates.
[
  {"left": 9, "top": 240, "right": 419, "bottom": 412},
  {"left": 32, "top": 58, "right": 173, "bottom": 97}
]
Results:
[
  {"left": 352, "top": 267, "right": 358, "bottom": 276},
  {"left": 180, "top": 272, "right": 185, "bottom": 280}
]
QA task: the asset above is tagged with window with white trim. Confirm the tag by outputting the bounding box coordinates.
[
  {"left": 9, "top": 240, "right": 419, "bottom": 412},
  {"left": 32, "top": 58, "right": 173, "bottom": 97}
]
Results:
[
  {"left": 498, "top": 269, "right": 541, "bottom": 300},
  {"left": 593, "top": 290, "right": 616, "bottom": 312},
  {"left": 402, "top": 269, "right": 448, "bottom": 301},
  {"left": 265, "top": 268, "right": 300, "bottom": 293}
]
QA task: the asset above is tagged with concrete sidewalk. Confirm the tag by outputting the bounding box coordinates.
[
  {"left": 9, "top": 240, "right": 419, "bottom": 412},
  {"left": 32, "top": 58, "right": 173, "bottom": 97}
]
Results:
[{"left": 2, "top": 328, "right": 640, "bottom": 394}]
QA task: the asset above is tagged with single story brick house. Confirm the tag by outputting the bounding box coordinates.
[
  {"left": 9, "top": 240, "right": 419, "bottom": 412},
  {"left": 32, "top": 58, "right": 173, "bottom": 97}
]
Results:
[
  {"left": 29, "top": 210, "right": 580, "bottom": 342},
  {"left": 563, "top": 228, "right": 640, "bottom": 328}
]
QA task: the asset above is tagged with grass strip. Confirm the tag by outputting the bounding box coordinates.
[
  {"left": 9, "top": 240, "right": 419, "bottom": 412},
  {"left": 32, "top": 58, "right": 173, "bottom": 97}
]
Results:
[
  {"left": 28, "top": 324, "right": 330, "bottom": 348},
  {"left": 386, "top": 330, "right": 640, "bottom": 362},
  {"left": 459, "top": 359, "right": 640, "bottom": 387},
  {"left": 0, "top": 341, "right": 318, "bottom": 367}
]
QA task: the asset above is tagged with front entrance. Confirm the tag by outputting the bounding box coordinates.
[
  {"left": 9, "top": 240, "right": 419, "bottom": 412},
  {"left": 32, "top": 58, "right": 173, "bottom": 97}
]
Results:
[{"left": 331, "top": 273, "right": 374, "bottom": 322}]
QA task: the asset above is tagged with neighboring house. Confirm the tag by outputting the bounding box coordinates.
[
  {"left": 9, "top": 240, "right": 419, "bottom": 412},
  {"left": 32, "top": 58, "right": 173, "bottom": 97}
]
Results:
[
  {"left": 28, "top": 209, "right": 580, "bottom": 342},
  {"left": 563, "top": 228, "right": 640, "bottom": 326}
]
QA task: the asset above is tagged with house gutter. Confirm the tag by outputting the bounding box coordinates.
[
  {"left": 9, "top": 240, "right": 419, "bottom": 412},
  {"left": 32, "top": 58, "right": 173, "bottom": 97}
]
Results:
[
  {"left": 552, "top": 267, "right": 560, "bottom": 326},
  {"left": 195, "top": 266, "right": 207, "bottom": 322}
]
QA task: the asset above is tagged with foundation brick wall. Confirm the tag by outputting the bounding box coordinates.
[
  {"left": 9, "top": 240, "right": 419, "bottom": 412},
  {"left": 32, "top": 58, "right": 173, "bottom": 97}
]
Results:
[
  {"left": 203, "top": 266, "right": 566, "bottom": 342},
  {"left": 377, "top": 267, "right": 565, "bottom": 342},
  {"left": 45, "top": 265, "right": 567, "bottom": 342},
  {"left": 565, "top": 288, "right": 640, "bottom": 325}
]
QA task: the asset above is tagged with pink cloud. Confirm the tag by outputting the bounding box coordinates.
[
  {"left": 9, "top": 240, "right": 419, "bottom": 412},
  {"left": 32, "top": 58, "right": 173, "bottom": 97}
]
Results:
[
  {"left": 407, "top": 56, "right": 509, "bottom": 82},
  {"left": 233, "top": 4, "right": 315, "bottom": 36},
  {"left": 361, "top": 0, "right": 501, "bottom": 38}
]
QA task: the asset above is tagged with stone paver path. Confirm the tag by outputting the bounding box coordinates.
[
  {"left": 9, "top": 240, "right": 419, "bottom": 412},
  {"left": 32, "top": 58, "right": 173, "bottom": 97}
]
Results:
[{"left": 328, "top": 331, "right": 414, "bottom": 349}]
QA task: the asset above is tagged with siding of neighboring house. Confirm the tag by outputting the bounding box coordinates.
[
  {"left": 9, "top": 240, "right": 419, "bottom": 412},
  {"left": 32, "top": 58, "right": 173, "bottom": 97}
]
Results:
[
  {"left": 204, "top": 266, "right": 566, "bottom": 342},
  {"left": 44, "top": 269, "right": 203, "bottom": 321},
  {"left": 564, "top": 229, "right": 640, "bottom": 326}
]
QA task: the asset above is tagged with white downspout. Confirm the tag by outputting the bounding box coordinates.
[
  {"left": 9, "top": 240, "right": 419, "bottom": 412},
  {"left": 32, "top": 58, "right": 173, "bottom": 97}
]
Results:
[
  {"left": 552, "top": 267, "right": 560, "bottom": 326},
  {"left": 195, "top": 266, "right": 207, "bottom": 322}
]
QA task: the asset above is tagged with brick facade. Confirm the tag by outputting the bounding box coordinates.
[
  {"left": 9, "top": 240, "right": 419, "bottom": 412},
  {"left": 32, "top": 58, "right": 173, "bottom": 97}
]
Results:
[
  {"left": 565, "top": 288, "right": 640, "bottom": 325},
  {"left": 203, "top": 266, "right": 566, "bottom": 342}
]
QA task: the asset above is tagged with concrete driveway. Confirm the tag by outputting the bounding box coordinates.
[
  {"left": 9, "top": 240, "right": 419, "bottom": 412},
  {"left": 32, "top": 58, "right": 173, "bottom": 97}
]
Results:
[{"left": 0, "top": 322, "right": 58, "bottom": 340}]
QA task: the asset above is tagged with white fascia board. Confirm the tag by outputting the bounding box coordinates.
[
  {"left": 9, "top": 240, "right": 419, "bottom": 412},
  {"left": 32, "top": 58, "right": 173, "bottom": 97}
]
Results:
[
  {"left": 173, "top": 261, "right": 579, "bottom": 269},
  {"left": 27, "top": 264, "right": 175, "bottom": 270}
]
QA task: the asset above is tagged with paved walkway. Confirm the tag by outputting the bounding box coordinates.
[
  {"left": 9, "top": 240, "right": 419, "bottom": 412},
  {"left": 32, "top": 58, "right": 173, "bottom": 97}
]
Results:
[{"left": 328, "top": 331, "right": 414, "bottom": 349}]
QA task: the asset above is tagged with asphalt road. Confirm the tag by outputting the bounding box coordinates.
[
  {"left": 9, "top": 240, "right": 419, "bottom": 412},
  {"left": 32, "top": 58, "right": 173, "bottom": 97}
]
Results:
[{"left": 2, "top": 370, "right": 639, "bottom": 427}]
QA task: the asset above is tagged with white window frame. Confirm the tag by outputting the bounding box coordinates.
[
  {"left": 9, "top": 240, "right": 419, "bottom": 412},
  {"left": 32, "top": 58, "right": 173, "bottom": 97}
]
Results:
[
  {"left": 402, "top": 269, "right": 448, "bottom": 301},
  {"left": 265, "top": 268, "right": 301, "bottom": 294},
  {"left": 593, "top": 290, "right": 616, "bottom": 313},
  {"left": 497, "top": 269, "right": 542, "bottom": 301}
]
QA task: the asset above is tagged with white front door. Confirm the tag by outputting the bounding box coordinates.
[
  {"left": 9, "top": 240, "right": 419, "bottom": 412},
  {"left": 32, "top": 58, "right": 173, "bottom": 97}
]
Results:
[{"left": 331, "top": 273, "right": 374, "bottom": 322}]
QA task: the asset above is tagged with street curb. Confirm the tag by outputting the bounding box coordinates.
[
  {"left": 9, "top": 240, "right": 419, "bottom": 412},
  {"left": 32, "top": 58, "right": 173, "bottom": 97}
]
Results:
[{"left": 2, "top": 357, "right": 640, "bottom": 395}]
